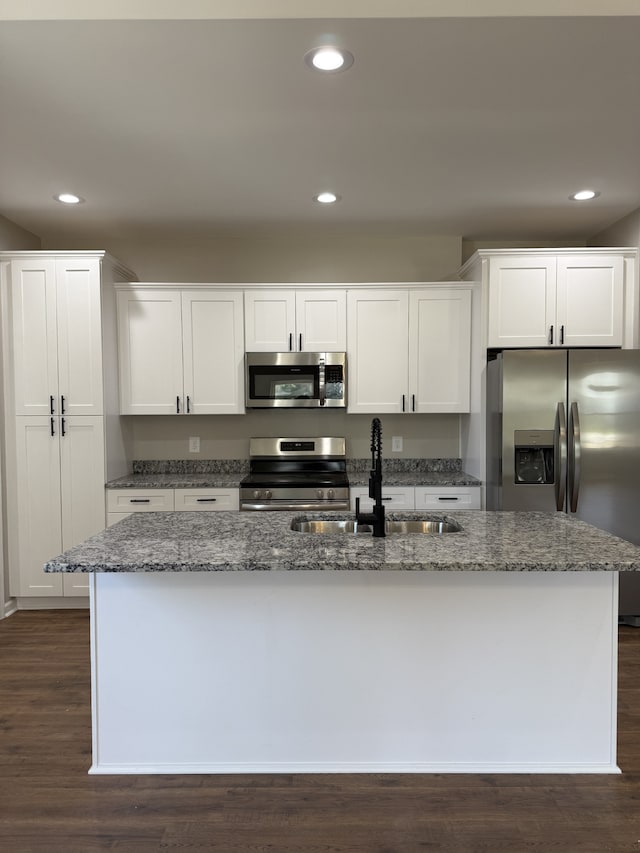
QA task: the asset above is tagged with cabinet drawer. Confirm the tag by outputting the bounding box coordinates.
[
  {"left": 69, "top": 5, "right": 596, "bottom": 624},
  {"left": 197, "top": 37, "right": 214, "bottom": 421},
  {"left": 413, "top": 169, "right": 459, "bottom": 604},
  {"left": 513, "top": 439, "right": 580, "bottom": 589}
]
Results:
[
  {"left": 174, "top": 489, "right": 239, "bottom": 511},
  {"left": 414, "top": 487, "right": 481, "bottom": 510},
  {"left": 350, "top": 487, "right": 415, "bottom": 511},
  {"left": 106, "top": 489, "right": 175, "bottom": 513}
]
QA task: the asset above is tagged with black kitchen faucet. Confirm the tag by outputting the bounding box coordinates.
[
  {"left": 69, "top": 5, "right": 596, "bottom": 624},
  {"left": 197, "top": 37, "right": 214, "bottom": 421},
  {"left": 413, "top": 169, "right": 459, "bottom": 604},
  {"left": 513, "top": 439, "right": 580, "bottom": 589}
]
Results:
[{"left": 355, "top": 417, "right": 385, "bottom": 537}]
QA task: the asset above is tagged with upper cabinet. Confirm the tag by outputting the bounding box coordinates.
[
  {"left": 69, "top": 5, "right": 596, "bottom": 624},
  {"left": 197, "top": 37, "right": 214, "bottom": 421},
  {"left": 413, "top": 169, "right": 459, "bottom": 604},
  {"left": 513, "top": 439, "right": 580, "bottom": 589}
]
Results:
[
  {"left": 346, "top": 287, "right": 472, "bottom": 414},
  {"left": 8, "top": 256, "right": 104, "bottom": 416},
  {"left": 486, "top": 252, "right": 626, "bottom": 348},
  {"left": 117, "top": 287, "right": 245, "bottom": 415},
  {"left": 244, "top": 289, "right": 346, "bottom": 352}
]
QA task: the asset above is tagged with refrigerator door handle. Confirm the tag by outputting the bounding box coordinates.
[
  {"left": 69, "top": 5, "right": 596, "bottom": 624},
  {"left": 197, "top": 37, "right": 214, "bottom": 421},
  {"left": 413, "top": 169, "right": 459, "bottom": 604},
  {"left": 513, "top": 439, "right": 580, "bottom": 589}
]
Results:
[
  {"left": 554, "top": 401, "right": 567, "bottom": 511},
  {"left": 568, "top": 401, "right": 582, "bottom": 512}
]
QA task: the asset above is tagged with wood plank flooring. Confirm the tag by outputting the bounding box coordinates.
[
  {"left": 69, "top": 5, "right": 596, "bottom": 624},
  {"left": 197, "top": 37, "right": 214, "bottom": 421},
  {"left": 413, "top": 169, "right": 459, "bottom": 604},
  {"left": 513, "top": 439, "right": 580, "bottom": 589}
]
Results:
[{"left": 0, "top": 609, "right": 639, "bottom": 853}]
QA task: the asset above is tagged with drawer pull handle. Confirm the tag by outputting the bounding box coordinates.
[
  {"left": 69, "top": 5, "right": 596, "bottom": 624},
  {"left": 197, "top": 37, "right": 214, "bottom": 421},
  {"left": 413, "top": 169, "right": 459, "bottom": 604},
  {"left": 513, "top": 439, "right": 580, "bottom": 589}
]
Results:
[
  {"left": 381, "top": 497, "right": 393, "bottom": 501},
  {"left": 196, "top": 498, "right": 217, "bottom": 503},
  {"left": 438, "top": 497, "right": 459, "bottom": 501},
  {"left": 129, "top": 498, "right": 151, "bottom": 504}
]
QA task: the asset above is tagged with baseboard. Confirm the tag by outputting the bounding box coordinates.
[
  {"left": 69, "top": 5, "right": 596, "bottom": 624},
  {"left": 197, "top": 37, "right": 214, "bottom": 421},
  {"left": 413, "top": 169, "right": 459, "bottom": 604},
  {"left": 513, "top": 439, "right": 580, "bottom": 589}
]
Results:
[
  {"left": 16, "top": 597, "right": 89, "bottom": 610},
  {"left": 2, "top": 598, "right": 18, "bottom": 619},
  {"left": 89, "top": 761, "right": 622, "bottom": 776}
]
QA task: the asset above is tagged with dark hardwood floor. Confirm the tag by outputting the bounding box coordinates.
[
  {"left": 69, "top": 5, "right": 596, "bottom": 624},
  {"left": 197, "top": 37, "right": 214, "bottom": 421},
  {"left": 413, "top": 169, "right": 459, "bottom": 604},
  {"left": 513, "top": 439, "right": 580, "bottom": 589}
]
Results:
[{"left": 0, "top": 609, "right": 639, "bottom": 853}]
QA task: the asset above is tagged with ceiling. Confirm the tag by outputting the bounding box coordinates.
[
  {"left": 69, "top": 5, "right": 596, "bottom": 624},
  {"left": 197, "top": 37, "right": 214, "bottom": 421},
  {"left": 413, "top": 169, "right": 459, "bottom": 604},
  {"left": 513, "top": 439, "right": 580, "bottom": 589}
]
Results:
[{"left": 2, "top": 7, "right": 640, "bottom": 245}]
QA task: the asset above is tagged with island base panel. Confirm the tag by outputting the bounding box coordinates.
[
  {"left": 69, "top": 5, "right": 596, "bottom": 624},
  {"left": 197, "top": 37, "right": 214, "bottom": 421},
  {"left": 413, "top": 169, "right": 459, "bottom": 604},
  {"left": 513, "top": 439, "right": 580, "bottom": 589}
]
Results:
[{"left": 89, "top": 571, "right": 619, "bottom": 774}]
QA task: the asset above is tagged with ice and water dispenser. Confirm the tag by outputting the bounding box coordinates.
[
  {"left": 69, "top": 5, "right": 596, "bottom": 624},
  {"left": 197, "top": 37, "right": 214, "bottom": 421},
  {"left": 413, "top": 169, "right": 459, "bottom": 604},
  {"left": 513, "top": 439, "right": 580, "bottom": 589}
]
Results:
[{"left": 513, "top": 430, "right": 555, "bottom": 484}]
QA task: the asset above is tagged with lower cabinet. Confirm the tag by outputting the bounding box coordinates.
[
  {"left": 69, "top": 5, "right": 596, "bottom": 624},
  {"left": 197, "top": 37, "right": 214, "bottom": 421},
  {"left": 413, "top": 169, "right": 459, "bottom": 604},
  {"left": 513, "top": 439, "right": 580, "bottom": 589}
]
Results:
[
  {"left": 106, "top": 488, "right": 240, "bottom": 526},
  {"left": 10, "top": 415, "right": 105, "bottom": 598},
  {"left": 350, "top": 486, "right": 416, "bottom": 512},
  {"left": 414, "top": 486, "right": 481, "bottom": 511},
  {"left": 350, "top": 485, "right": 481, "bottom": 513}
]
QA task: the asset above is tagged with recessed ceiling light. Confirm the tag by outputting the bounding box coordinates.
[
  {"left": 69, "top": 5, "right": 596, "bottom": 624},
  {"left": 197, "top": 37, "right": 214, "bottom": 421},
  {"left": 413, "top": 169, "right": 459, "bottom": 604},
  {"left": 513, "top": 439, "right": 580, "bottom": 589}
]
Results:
[
  {"left": 570, "top": 190, "right": 600, "bottom": 201},
  {"left": 54, "top": 193, "right": 84, "bottom": 204},
  {"left": 304, "top": 46, "right": 354, "bottom": 73},
  {"left": 314, "top": 192, "right": 340, "bottom": 205}
]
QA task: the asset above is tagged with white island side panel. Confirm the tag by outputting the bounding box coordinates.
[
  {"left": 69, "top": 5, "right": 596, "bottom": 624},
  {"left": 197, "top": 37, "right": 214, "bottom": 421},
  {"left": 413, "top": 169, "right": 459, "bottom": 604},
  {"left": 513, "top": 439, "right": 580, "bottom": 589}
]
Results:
[{"left": 89, "top": 570, "right": 618, "bottom": 774}]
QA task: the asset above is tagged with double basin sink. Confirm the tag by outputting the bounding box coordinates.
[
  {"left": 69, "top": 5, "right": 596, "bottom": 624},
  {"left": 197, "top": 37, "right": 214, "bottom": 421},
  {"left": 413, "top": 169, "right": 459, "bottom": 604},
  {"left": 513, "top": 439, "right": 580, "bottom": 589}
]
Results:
[{"left": 291, "top": 517, "right": 461, "bottom": 535}]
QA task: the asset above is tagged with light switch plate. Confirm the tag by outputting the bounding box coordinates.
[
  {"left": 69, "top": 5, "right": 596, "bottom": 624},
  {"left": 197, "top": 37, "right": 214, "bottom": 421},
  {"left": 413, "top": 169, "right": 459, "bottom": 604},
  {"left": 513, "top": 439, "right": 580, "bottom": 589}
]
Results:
[
  {"left": 391, "top": 436, "right": 403, "bottom": 452},
  {"left": 189, "top": 436, "right": 200, "bottom": 453}
]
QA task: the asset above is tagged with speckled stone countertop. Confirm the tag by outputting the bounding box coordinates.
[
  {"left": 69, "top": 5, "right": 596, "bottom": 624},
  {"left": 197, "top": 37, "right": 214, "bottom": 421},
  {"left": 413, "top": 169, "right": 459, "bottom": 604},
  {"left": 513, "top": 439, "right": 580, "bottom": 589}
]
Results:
[
  {"left": 105, "top": 459, "right": 480, "bottom": 489},
  {"left": 44, "top": 510, "right": 640, "bottom": 574}
]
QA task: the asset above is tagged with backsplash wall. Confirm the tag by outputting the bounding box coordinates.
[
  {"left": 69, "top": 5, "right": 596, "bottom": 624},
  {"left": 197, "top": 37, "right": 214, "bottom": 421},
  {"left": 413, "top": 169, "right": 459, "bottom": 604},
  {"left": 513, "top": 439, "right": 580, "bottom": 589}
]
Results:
[{"left": 129, "top": 412, "right": 462, "bottom": 461}]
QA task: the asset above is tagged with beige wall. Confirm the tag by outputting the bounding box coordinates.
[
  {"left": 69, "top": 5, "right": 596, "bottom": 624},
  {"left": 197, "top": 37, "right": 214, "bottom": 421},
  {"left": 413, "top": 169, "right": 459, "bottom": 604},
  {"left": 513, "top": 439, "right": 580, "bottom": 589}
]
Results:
[
  {"left": 0, "top": 215, "right": 40, "bottom": 250},
  {"left": 461, "top": 238, "right": 586, "bottom": 265},
  {"left": 589, "top": 208, "right": 640, "bottom": 248},
  {"left": 42, "top": 230, "right": 463, "bottom": 283},
  {"left": 129, "top": 411, "right": 461, "bottom": 461}
]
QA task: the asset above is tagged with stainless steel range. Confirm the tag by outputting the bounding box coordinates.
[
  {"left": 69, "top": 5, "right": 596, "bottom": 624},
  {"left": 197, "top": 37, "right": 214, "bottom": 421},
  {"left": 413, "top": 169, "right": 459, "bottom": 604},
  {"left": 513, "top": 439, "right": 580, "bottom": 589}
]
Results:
[{"left": 240, "top": 437, "right": 350, "bottom": 511}]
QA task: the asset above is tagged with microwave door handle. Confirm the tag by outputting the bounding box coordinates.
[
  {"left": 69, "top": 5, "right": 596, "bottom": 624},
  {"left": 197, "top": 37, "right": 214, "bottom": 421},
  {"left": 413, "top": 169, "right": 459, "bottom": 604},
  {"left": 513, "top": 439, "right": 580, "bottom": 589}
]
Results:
[
  {"left": 554, "top": 401, "right": 567, "bottom": 511},
  {"left": 318, "top": 358, "right": 326, "bottom": 406}
]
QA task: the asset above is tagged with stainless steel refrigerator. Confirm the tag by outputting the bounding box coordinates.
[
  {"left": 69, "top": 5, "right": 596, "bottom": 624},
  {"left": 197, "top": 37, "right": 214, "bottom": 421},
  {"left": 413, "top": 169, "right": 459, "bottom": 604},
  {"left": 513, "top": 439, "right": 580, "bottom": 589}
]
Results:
[{"left": 487, "top": 348, "right": 640, "bottom": 619}]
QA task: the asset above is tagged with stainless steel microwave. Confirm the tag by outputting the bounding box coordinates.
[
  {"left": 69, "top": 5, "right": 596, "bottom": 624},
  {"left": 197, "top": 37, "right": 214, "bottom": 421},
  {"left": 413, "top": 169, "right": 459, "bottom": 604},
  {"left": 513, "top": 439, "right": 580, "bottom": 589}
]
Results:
[{"left": 245, "top": 352, "right": 347, "bottom": 408}]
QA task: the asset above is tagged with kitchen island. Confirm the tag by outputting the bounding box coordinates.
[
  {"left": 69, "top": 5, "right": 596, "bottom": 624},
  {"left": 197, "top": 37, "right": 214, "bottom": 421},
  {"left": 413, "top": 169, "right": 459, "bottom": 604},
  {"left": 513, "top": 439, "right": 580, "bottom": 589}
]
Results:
[{"left": 45, "top": 510, "right": 640, "bottom": 775}]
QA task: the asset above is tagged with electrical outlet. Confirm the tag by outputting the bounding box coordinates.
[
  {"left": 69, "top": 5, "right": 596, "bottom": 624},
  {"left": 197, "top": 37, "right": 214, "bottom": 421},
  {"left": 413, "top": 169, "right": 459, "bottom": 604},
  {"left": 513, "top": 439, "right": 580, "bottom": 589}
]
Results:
[
  {"left": 391, "top": 436, "right": 403, "bottom": 452},
  {"left": 189, "top": 436, "right": 200, "bottom": 453}
]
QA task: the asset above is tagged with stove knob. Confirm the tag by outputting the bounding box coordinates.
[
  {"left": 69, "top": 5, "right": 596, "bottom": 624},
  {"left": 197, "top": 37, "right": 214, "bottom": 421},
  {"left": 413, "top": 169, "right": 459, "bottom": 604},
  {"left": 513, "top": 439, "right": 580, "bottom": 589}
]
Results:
[
  {"left": 328, "top": 489, "right": 335, "bottom": 500},
  {"left": 316, "top": 489, "right": 324, "bottom": 500},
  {"left": 265, "top": 490, "right": 272, "bottom": 500},
  {"left": 253, "top": 490, "right": 261, "bottom": 500}
]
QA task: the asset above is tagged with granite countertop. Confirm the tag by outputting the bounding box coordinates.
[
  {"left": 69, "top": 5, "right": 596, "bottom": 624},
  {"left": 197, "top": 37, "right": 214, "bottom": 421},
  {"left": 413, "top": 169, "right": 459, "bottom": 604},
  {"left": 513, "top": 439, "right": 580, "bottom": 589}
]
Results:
[
  {"left": 44, "top": 510, "right": 640, "bottom": 574},
  {"left": 347, "top": 471, "right": 480, "bottom": 487},
  {"left": 105, "top": 459, "right": 480, "bottom": 489},
  {"left": 106, "top": 472, "right": 244, "bottom": 489}
]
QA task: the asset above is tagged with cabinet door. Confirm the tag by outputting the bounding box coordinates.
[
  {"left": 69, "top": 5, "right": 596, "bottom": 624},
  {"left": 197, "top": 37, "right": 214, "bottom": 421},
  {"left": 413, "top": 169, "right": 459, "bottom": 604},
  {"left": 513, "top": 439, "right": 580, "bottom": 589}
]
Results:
[
  {"left": 60, "top": 416, "right": 106, "bottom": 550},
  {"left": 295, "top": 290, "right": 347, "bottom": 351},
  {"left": 244, "top": 290, "right": 296, "bottom": 351},
  {"left": 9, "top": 258, "right": 59, "bottom": 416},
  {"left": 59, "top": 416, "right": 105, "bottom": 597},
  {"left": 174, "top": 489, "right": 240, "bottom": 511},
  {"left": 117, "top": 289, "right": 184, "bottom": 414},
  {"left": 347, "top": 290, "right": 409, "bottom": 413},
  {"left": 488, "top": 256, "right": 556, "bottom": 348},
  {"left": 556, "top": 254, "right": 624, "bottom": 347},
  {"left": 107, "top": 489, "right": 175, "bottom": 513},
  {"left": 182, "top": 291, "right": 245, "bottom": 414},
  {"left": 409, "top": 289, "right": 471, "bottom": 413},
  {"left": 12, "top": 417, "right": 63, "bottom": 596},
  {"left": 350, "top": 486, "right": 415, "bottom": 511},
  {"left": 55, "top": 258, "right": 104, "bottom": 415},
  {"left": 414, "top": 486, "right": 481, "bottom": 510}
]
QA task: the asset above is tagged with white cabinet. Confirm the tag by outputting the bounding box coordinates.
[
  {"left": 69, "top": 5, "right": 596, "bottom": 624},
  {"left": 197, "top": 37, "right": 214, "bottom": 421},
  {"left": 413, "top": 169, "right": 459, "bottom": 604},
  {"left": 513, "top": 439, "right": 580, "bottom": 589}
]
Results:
[
  {"left": 12, "top": 416, "right": 105, "bottom": 597},
  {"left": 244, "top": 289, "right": 346, "bottom": 351},
  {"left": 9, "top": 256, "right": 104, "bottom": 416},
  {"left": 174, "top": 488, "right": 239, "bottom": 511},
  {"left": 350, "top": 485, "right": 481, "bottom": 512},
  {"left": 347, "top": 287, "right": 472, "bottom": 414},
  {"left": 414, "top": 486, "right": 481, "bottom": 511},
  {"left": 349, "top": 486, "right": 415, "bottom": 512},
  {"left": 106, "top": 487, "right": 239, "bottom": 526},
  {"left": 1, "top": 251, "right": 136, "bottom": 601},
  {"left": 117, "top": 288, "right": 245, "bottom": 414},
  {"left": 487, "top": 253, "right": 625, "bottom": 348},
  {"left": 409, "top": 289, "right": 472, "bottom": 413}
]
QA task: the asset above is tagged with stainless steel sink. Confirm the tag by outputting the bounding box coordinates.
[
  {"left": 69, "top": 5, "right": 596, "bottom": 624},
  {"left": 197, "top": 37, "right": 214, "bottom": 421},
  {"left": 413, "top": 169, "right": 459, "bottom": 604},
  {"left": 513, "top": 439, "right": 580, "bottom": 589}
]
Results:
[
  {"left": 385, "top": 519, "right": 461, "bottom": 534},
  {"left": 290, "top": 519, "right": 372, "bottom": 534},
  {"left": 290, "top": 517, "right": 461, "bottom": 534}
]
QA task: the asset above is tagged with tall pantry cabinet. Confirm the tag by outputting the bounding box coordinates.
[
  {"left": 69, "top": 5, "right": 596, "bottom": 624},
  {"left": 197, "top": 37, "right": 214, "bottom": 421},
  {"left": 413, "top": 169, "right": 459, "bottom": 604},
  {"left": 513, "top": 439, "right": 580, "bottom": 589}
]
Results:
[{"left": 0, "top": 252, "right": 136, "bottom": 603}]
